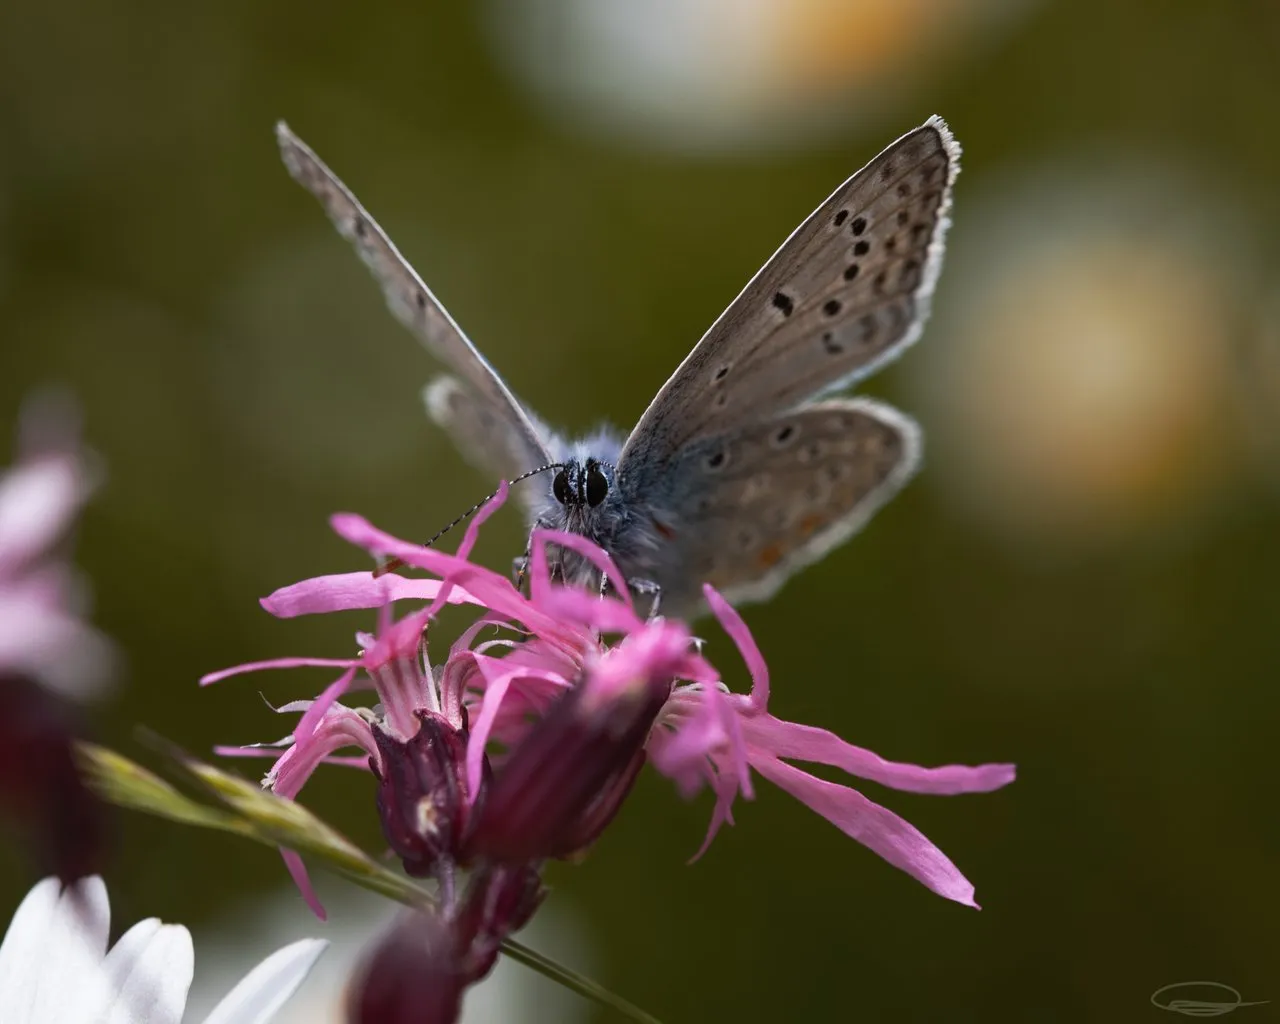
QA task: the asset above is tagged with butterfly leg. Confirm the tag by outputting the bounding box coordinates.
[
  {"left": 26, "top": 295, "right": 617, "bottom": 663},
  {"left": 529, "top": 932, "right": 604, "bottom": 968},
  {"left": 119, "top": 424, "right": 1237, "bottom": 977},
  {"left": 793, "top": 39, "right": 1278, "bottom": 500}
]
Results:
[
  {"left": 597, "top": 572, "right": 651, "bottom": 615},
  {"left": 511, "top": 554, "right": 530, "bottom": 594},
  {"left": 597, "top": 574, "right": 663, "bottom": 618},
  {"left": 513, "top": 522, "right": 543, "bottom": 594},
  {"left": 630, "top": 578, "right": 663, "bottom": 620},
  {"left": 515, "top": 523, "right": 571, "bottom": 594}
]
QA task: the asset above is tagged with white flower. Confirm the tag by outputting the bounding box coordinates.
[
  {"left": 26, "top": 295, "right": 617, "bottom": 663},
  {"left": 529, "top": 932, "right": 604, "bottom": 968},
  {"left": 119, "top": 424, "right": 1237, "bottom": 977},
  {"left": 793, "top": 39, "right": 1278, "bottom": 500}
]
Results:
[{"left": 0, "top": 876, "right": 326, "bottom": 1024}]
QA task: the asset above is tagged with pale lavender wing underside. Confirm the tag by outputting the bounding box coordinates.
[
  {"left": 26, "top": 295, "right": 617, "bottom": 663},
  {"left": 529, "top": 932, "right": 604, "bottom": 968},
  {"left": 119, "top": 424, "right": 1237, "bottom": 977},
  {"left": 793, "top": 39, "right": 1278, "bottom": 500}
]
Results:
[{"left": 276, "top": 123, "right": 552, "bottom": 481}]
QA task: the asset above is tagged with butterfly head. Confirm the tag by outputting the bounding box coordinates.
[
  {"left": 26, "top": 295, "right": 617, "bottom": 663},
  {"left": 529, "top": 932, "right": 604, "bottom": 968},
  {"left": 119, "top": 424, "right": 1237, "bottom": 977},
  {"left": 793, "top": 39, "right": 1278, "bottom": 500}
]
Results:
[{"left": 551, "top": 458, "right": 613, "bottom": 511}]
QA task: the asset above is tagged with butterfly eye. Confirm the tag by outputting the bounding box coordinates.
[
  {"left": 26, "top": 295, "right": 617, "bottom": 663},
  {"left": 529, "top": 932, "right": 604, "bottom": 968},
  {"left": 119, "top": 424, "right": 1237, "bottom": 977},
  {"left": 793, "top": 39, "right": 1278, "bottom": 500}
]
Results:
[
  {"left": 585, "top": 464, "right": 608, "bottom": 508},
  {"left": 552, "top": 470, "right": 571, "bottom": 505}
]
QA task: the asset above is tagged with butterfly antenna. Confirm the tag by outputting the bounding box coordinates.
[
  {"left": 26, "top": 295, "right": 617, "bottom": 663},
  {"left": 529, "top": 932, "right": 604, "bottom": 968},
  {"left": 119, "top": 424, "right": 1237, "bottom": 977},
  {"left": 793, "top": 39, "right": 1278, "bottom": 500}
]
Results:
[{"left": 372, "top": 463, "right": 562, "bottom": 578}]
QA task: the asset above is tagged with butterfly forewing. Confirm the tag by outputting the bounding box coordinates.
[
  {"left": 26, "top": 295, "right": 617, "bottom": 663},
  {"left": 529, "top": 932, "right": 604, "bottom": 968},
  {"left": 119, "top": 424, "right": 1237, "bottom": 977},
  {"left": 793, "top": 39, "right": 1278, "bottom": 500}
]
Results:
[
  {"left": 276, "top": 122, "right": 552, "bottom": 476},
  {"left": 423, "top": 374, "right": 553, "bottom": 493},
  {"left": 660, "top": 399, "right": 921, "bottom": 609},
  {"left": 618, "top": 116, "right": 958, "bottom": 475}
]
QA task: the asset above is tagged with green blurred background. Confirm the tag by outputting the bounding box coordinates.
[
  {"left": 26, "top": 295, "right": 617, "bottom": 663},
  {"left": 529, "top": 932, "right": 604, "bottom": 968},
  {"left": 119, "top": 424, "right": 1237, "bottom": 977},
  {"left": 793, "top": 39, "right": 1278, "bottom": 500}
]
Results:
[{"left": 2, "top": 0, "right": 1278, "bottom": 1020}]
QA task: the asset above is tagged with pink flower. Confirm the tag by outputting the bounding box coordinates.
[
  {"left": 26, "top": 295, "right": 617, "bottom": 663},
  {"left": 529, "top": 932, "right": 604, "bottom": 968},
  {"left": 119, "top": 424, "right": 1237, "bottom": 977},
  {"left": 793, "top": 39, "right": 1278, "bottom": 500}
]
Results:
[
  {"left": 207, "top": 486, "right": 1014, "bottom": 915},
  {"left": 0, "top": 394, "right": 114, "bottom": 883},
  {"left": 0, "top": 392, "right": 113, "bottom": 699}
]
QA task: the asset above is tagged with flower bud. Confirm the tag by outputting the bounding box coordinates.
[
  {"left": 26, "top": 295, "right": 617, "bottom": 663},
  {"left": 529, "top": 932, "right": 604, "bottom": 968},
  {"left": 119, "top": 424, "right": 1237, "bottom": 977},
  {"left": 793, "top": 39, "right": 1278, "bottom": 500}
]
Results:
[
  {"left": 372, "top": 710, "right": 485, "bottom": 878},
  {"left": 346, "top": 866, "right": 545, "bottom": 1024},
  {"left": 346, "top": 909, "right": 468, "bottom": 1024},
  {"left": 454, "top": 864, "right": 546, "bottom": 980},
  {"left": 464, "top": 657, "right": 669, "bottom": 864}
]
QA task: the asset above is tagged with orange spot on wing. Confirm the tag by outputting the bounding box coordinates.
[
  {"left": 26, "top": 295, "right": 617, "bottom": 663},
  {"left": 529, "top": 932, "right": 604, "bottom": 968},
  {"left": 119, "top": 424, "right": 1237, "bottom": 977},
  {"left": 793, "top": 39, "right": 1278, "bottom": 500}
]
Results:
[
  {"left": 799, "top": 514, "right": 824, "bottom": 536},
  {"left": 651, "top": 516, "right": 677, "bottom": 540},
  {"left": 758, "top": 543, "right": 784, "bottom": 568}
]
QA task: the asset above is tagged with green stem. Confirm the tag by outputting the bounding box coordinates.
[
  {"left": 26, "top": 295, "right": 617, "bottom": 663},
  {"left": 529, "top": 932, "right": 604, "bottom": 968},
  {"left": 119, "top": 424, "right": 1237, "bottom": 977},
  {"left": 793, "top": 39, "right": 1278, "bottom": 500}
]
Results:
[{"left": 76, "top": 741, "right": 664, "bottom": 1024}]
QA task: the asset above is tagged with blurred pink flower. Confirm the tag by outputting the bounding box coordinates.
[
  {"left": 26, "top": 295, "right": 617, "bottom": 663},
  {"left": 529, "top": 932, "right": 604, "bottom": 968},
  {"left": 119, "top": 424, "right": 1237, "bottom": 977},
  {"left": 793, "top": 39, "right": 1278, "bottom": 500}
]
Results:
[
  {"left": 0, "top": 393, "right": 112, "bottom": 698},
  {"left": 207, "top": 485, "right": 1014, "bottom": 914},
  {"left": 0, "top": 393, "right": 114, "bottom": 882}
]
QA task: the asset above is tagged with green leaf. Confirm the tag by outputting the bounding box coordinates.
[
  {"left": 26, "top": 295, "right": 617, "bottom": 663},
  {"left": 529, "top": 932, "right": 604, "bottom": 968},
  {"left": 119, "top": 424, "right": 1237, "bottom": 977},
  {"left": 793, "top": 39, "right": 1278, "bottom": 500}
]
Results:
[{"left": 77, "top": 741, "right": 664, "bottom": 1023}]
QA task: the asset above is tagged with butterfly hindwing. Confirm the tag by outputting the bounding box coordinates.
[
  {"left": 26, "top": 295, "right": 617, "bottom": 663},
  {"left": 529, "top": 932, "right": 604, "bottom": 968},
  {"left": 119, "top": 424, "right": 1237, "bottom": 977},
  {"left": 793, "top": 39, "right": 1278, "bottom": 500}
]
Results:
[{"left": 651, "top": 398, "right": 922, "bottom": 609}]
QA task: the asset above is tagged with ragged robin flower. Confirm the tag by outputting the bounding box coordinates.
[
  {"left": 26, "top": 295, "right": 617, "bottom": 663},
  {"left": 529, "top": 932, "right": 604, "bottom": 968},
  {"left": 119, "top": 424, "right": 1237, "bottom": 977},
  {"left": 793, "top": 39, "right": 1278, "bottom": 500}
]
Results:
[{"left": 207, "top": 482, "right": 1015, "bottom": 913}]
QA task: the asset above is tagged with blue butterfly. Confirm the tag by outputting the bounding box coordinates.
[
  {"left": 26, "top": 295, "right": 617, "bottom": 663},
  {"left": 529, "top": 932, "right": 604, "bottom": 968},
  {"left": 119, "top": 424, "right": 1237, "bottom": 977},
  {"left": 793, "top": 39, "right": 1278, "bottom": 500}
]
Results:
[{"left": 277, "top": 117, "right": 958, "bottom": 617}]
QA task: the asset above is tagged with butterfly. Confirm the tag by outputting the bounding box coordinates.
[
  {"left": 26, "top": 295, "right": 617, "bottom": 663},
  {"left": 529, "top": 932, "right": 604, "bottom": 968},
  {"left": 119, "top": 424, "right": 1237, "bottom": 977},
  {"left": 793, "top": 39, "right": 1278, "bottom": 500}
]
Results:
[{"left": 276, "top": 116, "right": 958, "bottom": 618}]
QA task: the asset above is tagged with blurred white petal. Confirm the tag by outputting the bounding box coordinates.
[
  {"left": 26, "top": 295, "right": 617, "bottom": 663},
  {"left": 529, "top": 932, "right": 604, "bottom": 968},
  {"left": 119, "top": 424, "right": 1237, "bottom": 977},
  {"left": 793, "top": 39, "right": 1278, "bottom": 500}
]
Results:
[
  {"left": 101, "top": 920, "right": 194, "bottom": 1024},
  {"left": 910, "top": 160, "right": 1256, "bottom": 549},
  {"left": 488, "top": 0, "right": 1039, "bottom": 151},
  {"left": 0, "top": 876, "right": 112, "bottom": 1023},
  {"left": 0, "top": 877, "right": 322, "bottom": 1024},
  {"left": 200, "top": 939, "right": 328, "bottom": 1024}
]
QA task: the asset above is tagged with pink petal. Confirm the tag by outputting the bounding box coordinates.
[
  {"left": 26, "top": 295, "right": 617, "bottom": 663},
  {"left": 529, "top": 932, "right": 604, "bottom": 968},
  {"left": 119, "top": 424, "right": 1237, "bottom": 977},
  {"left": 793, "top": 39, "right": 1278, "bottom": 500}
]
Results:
[
  {"left": 647, "top": 721, "right": 713, "bottom": 798},
  {"left": 446, "top": 613, "right": 523, "bottom": 692},
  {"left": 261, "top": 573, "right": 481, "bottom": 618},
  {"left": 455, "top": 481, "right": 506, "bottom": 562},
  {"left": 425, "top": 481, "right": 509, "bottom": 619},
  {"left": 649, "top": 682, "right": 752, "bottom": 798},
  {"left": 294, "top": 668, "right": 357, "bottom": 745},
  {"left": 267, "top": 701, "right": 377, "bottom": 803},
  {"left": 0, "top": 596, "right": 115, "bottom": 699},
  {"left": 330, "top": 515, "right": 573, "bottom": 640},
  {"left": 718, "top": 693, "right": 754, "bottom": 801},
  {"left": 328, "top": 515, "right": 505, "bottom": 589},
  {"left": 438, "top": 652, "right": 482, "bottom": 730},
  {"left": 688, "top": 772, "right": 741, "bottom": 863},
  {"left": 363, "top": 607, "right": 432, "bottom": 667},
  {"left": 465, "top": 667, "right": 514, "bottom": 802},
  {"left": 280, "top": 849, "right": 326, "bottom": 920},
  {"left": 316, "top": 755, "right": 372, "bottom": 769},
  {"left": 499, "top": 634, "right": 583, "bottom": 680},
  {"left": 741, "top": 715, "right": 1016, "bottom": 795},
  {"left": 531, "top": 529, "right": 634, "bottom": 613},
  {"left": 0, "top": 458, "right": 85, "bottom": 575},
  {"left": 199, "top": 657, "right": 354, "bottom": 686},
  {"left": 527, "top": 528, "right": 554, "bottom": 607},
  {"left": 752, "top": 755, "right": 981, "bottom": 908},
  {"left": 538, "top": 586, "right": 643, "bottom": 635},
  {"left": 703, "top": 584, "right": 769, "bottom": 711},
  {"left": 649, "top": 718, "right": 722, "bottom": 796},
  {"left": 465, "top": 660, "right": 571, "bottom": 801},
  {"left": 447, "top": 564, "right": 581, "bottom": 643}
]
